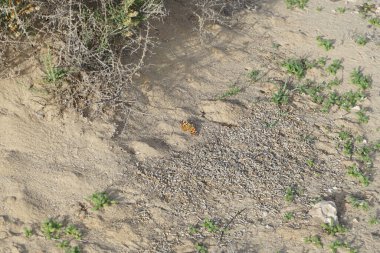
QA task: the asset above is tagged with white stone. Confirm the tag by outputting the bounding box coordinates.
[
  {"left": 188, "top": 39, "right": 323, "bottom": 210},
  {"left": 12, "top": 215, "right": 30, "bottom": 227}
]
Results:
[{"left": 309, "top": 201, "right": 338, "bottom": 224}]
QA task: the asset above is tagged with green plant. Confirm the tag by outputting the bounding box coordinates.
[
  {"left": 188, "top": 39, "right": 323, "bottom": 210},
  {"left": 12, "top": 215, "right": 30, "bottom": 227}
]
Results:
[
  {"left": 369, "top": 17, "right": 380, "bottom": 27},
  {"left": 188, "top": 225, "right": 199, "bottom": 235},
  {"left": 272, "top": 82, "right": 290, "bottom": 106},
  {"left": 65, "top": 225, "right": 82, "bottom": 240},
  {"left": 347, "top": 165, "right": 369, "bottom": 186},
  {"left": 336, "top": 7, "right": 346, "bottom": 14},
  {"left": 24, "top": 227, "right": 33, "bottom": 238},
  {"left": 202, "top": 218, "right": 220, "bottom": 233},
  {"left": 338, "top": 90, "right": 365, "bottom": 111},
  {"left": 316, "top": 6, "right": 323, "bottom": 12},
  {"left": 369, "top": 216, "right": 379, "bottom": 225},
  {"left": 347, "top": 195, "right": 369, "bottom": 211},
  {"left": 285, "top": 0, "right": 309, "bottom": 9},
  {"left": 326, "top": 59, "right": 343, "bottom": 75},
  {"left": 248, "top": 70, "right": 260, "bottom": 81},
  {"left": 327, "top": 78, "right": 342, "bottom": 89},
  {"left": 357, "top": 109, "right": 369, "bottom": 124},
  {"left": 355, "top": 145, "right": 373, "bottom": 166},
  {"left": 218, "top": 86, "right": 242, "bottom": 100},
  {"left": 330, "top": 240, "right": 357, "bottom": 253},
  {"left": 316, "top": 36, "right": 334, "bottom": 51},
  {"left": 282, "top": 58, "right": 308, "bottom": 79},
  {"left": 43, "top": 51, "right": 67, "bottom": 83},
  {"left": 321, "top": 219, "right": 346, "bottom": 235},
  {"left": 59, "top": 241, "right": 81, "bottom": 253},
  {"left": 355, "top": 35, "right": 368, "bottom": 46},
  {"left": 284, "top": 212, "right": 295, "bottom": 221},
  {"left": 285, "top": 186, "right": 297, "bottom": 202},
  {"left": 195, "top": 243, "right": 208, "bottom": 253},
  {"left": 306, "top": 159, "right": 315, "bottom": 167},
  {"left": 304, "top": 235, "right": 323, "bottom": 248},
  {"left": 88, "top": 192, "right": 117, "bottom": 210},
  {"left": 41, "top": 219, "right": 62, "bottom": 239},
  {"left": 338, "top": 131, "right": 351, "bottom": 141},
  {"left": 350, "top": 68, "right": 372, "bottom": 90},
  {"left": 316, "top": 57, "right": 328, "bottom": 67}
]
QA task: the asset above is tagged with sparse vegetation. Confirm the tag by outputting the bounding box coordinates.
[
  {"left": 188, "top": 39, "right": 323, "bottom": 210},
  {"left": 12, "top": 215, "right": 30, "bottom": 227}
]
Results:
[
  {"left": 285, "top": 0, "right": 309, "bottom": 9},
  {"left": 355, "top": 35, "right": 368, "bottom": 46},
  {"left": 43, "top": 51, "right": 67, "bottom": 83},
  {"left": 218, "top": 86, "right": 242, "bottom": 100},
  {"left": 330, "top": 240, "right": 357, "bottom": 253},
  {"left": 24, "top": 227, "right": 33, "bottom": 238},
  {"left": 351, "top": 68, "right": 372, "bottom": 90},
  {"left": 195, "top": 243, "right": 208, "bottom": 253},
  {"left": 65, "top": 225, "right": 82, "bottom": 240},
  {"left": 202, "top": 218, "right": 221, "bottom": 233},
  {"left": 317, "top": 36, "right": 334, "bottom": 51},
  {"left": 321, "top": 219, "right": 346, "bottom": 235},
  {"left": 347, "top": 195, "right": 369, "bottom": 211},
  {"left": 347, "top": 165, "right": 369, "bottom": 186},
  {"left": 282, "top": 58, "right": 308, "bottom": 79},
  {"left": 356, "top": 109, "right": 369, "bottom": 124},
  {"left": 41, "top": 219, "right": 62, "bottom": 240},
  {"left": 272, "top": 82, "right": 290, "bottom": 106},
  {"left": 306, "top": 159, "right": 315, "bottom": 167},
  {"left": 369, "top": 216, "right": 379, "bottom": 225},
  {"left": 336, "top": 7, "right": 346, "bottom": 14},
  {"left": 248, "top": 70, "right": 260, "bottom": 81},
  {"left": 284, "top": 212, "right": 295, "bottom": 221},
  {"left": 304, "top": 235, "right": 323, "bottom": 248},
  {"left": 326, "top": 59, "right": 343, "bottom": 75},
  {"left": 88, "top": 192, "right": 117, "bottom": 210},
  {"left": 369, "top": 17, "right": 380, "bottom": 27},
  {"left": 285, "top": 186, "right": 297, "bottom": 202}
]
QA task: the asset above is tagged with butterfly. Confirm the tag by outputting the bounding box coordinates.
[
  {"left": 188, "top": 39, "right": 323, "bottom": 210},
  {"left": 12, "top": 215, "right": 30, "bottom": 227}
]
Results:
[{"left": 180, "top": 120, "right": 197, "bottom": 136}]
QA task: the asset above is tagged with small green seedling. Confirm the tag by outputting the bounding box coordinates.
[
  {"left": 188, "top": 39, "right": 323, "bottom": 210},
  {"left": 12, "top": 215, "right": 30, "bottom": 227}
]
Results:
[
  {"left": 335, "top": 7, "right": 346, "bottom": 14},
  {"left": 284, "top": 212, "right": 295, "bottom": 221},
  {"left": 350, "top": 68, "right": 372, "bottom": 90},
  {"left": 327, "top": 78, "right": 342, "bottom": 89},
  {"left": 285, "top": 186, "right": 297, "bottom": 202},
  {"left": 285, "top": 0, "right": 309, "bottom": 9},
  {"left": 347, "top": 165, "right": 369, "bottom": 186},
  {"left": 306, "top": 159, "right": 315, "bottom": 167},
  {"left": 369, "top": 17, "right": 380, "bottom": 27},
  {"left": 347, "top": 195, "right": 369, "bottom": 211},
  {"left": 272, "top": 83, "right": 290, "bottom": 106},
  {"left": 330, "top": 240, "right": 357, "bottom": 253},
  {"left": 202, "top": 218, "right": 220, "bottom": 233},
  {"left": 58, "top": 241, "right": 80, "bottom": 253},
  {"left": 356, "top": 109, "right": 369, "bottom": 124},
  {"left": 88, "top": 192, "right": 117, "bottom": 210},
  {"left": 65, "top": 224, "right": 82, "bottom": 240},
  {"left": 41, "top": 219, "right": 62, "bottom": 239},
  {"left": 24, "top": 227, "right": 33, "bottom": 238},
  {"left": 317, "top": 36, "right": 334, "bottom": 51},
  {"left": 355, "top": 35, "right": 368, "bottom": 46},
  {"left": 304, "top": 235, "right": 323, "bottom": 248},
  {"left": 326, "top": 59, "right": 343, "bottom": 75},
  {"left": 188, "top": 225, "right": 200, "bottom": 235},
  {"left": 195, "top": 243, "right": 208, "bottom": 253},
  {"left": 282, "top": 58, "right": 308, "bottom": 79},
  {"left": 316, "top": 57, "right": 328, "bottom": 67},
  {"left": 218, "top": 86, "right": 241, "bottom": 100},
  {"left": 369, "top": 216, "right": 379, "bottom": 225},
  {"left": 338, "top": 90, "right": 365, "bottom": 111},
  {"left": 355, "top": 145, "right": 373, "bottom": 166},
  {"left": 321, "top": 219, "right": 346, "bottom": 235},
  {"left": 316, "top": 6, "right": 323, "bottom": 12},
  {"left": 43, "top": 50, "right": 67, "bottom": 83},
  {"left": 248, "top": 70, "right": 260, "bottom": 81}
]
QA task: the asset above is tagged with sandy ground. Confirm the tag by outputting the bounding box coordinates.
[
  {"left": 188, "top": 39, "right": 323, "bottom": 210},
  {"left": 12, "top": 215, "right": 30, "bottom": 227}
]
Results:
[{"left": 1, "top": 0, "right": 380, "bottom": 252}]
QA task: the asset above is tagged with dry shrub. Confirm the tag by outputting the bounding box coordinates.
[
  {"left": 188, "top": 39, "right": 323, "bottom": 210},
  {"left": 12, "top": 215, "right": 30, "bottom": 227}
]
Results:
[{"left": 1, "top": 0, "right": 165, "bottom": 118}]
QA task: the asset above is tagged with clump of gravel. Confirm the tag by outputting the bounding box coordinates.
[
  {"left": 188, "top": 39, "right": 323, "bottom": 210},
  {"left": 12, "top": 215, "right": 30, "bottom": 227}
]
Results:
[{"left": 133, "top": 102, "right": 346, "bottom": 224}]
